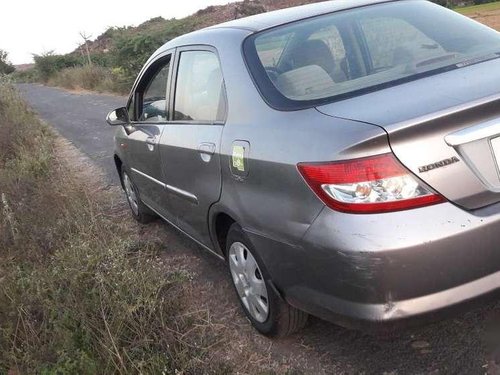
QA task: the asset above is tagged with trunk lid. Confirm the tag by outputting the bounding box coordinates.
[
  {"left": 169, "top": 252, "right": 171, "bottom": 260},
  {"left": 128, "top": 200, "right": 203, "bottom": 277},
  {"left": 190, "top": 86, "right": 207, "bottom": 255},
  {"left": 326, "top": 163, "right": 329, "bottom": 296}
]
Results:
[{"left": 317, "top": 58, "right": 500, "bottom": 210}]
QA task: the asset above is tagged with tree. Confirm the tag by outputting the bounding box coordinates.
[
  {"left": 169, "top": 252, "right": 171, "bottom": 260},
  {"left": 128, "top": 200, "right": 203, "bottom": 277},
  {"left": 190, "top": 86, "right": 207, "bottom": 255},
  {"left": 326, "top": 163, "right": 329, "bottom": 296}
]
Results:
[
  {"left": 112, "top": 32, "right": 164, "bottom": 81},
  {"left": 33, "top": 51, "right": 82, "bottom": 82},
  {"left": 79, "top": 31, "right": 93, "bottom": 65},
  {"left": 0, "top": 50, "right": 15, "bottom": 75}
]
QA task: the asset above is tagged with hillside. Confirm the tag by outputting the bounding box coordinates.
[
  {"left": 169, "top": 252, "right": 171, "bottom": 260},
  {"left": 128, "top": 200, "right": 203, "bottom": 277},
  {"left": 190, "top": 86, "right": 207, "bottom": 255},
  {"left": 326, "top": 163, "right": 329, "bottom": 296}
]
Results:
[
  {"left": 20, "top": 0, "right": 500, "bottom": 95},
  {"left": 76, "top": 0, "right": 324, "bottom": 55}
]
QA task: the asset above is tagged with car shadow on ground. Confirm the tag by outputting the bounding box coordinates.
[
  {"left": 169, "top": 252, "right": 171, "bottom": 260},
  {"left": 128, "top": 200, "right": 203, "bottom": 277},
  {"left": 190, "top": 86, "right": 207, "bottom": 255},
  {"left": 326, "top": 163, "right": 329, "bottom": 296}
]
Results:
[{"left": 148, "top": 217, "right": 500, "bottom": 374}]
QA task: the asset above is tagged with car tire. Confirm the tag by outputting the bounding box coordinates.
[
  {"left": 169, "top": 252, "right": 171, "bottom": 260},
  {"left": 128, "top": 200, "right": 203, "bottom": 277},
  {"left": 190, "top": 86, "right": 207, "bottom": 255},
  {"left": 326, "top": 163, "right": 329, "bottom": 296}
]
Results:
[
  {"left": 121, "top": 166, "right": 156, "bottom": 224},
  {"left": 226, "top": 223, "right": 308, "bottom": 337}
]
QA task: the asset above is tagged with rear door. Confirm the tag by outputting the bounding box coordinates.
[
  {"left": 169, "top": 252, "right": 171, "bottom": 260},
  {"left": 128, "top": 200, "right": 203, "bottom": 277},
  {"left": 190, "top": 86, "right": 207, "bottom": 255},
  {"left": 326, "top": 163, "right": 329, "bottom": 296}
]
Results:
[
  {"left": 124, "top": 52, "right": 173, "bottom": 212},
  {"left": 158, "top": 46, "right": 226, "bottom": 246}
]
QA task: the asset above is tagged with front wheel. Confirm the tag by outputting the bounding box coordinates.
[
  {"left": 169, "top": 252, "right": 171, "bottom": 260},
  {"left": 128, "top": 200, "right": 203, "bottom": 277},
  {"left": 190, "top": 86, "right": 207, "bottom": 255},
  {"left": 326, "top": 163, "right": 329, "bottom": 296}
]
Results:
[
  {"left": 121, "top": 166, "right": 156, "bottom": 224},
  {"left": 226, "top": 223, "right": 308, "bottom": 337}
]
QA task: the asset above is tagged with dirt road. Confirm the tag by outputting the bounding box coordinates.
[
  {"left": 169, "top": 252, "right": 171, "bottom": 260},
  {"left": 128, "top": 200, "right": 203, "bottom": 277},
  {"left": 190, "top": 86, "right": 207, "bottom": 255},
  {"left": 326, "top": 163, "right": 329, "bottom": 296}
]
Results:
[{"left": 18, "top": 83, "right": 500, "bottom": 374}]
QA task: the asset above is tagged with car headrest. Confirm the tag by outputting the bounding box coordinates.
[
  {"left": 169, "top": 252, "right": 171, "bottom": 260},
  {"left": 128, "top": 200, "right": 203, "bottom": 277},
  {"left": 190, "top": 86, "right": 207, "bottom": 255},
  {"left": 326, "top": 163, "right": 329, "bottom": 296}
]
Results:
[
  {"left": 288, "top": 39, "right": 336, "bottom": 76},
  {"left": 276, "top": 65, "right": 335, "bottom": 100}
]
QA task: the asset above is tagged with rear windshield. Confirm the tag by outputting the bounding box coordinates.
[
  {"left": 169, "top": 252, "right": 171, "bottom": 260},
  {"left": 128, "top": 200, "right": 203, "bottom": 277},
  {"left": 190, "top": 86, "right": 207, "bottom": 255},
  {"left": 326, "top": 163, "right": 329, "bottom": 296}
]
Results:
[{"left": 244, "top": 0, "right": 500, "bottom": 110}]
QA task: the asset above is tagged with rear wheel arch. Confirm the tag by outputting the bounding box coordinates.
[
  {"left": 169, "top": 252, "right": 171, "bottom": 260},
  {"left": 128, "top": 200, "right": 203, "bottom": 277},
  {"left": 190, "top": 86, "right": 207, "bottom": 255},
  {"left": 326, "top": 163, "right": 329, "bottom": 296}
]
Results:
[
  {"left": 212, "top": 211, "right": 236, "bottom": 258},
  {"left": 226, "top": 222, "right": 308, "bottom": 336}
]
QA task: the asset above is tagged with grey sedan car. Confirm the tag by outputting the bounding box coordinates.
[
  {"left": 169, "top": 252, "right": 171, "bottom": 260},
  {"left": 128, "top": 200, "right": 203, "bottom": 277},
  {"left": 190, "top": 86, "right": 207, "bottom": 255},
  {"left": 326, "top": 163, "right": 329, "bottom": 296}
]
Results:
[{"left": 107, "top": 0, "right": 500, "bottom": 336}]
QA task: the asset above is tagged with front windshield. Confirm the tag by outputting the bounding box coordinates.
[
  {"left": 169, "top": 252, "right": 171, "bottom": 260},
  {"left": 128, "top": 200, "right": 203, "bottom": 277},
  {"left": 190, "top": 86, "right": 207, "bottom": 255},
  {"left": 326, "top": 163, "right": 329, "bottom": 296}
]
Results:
[{"left": 247, "top": 0, "right": 500, "bottom": 106}]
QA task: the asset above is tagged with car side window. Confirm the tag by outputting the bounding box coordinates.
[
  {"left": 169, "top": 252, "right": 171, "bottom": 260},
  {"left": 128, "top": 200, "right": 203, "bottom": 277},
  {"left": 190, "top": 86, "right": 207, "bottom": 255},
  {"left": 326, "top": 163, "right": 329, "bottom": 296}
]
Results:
[
  {"left": 173, "top": 50, "right": 225, "bottom": 123},
  {"left": 139, "top": 61, "right": 170, "bottom": 122},
  {"left": 128, "top": 55, "right": 171, "bottom": 123}
]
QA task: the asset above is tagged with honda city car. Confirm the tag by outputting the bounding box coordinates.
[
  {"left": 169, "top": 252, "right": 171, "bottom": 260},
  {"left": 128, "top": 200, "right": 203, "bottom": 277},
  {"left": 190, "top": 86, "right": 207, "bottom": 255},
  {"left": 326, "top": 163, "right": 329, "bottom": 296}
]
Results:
[{"left": 107, "top": 0, "right": 500, "bottom": 336}]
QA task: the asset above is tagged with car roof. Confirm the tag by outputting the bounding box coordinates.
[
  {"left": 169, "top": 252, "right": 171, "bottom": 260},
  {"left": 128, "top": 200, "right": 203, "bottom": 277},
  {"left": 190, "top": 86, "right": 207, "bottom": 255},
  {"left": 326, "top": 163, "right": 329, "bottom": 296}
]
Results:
[{"left": 206, "top": 0, "right": 396, "bottom": 32}]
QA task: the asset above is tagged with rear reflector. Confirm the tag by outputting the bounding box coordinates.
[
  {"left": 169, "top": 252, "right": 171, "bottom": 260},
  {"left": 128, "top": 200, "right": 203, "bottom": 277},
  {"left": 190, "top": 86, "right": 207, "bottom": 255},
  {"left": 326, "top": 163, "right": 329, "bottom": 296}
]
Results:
[{"left": 297, "top": 154, "right": 445, "bottom": 214}]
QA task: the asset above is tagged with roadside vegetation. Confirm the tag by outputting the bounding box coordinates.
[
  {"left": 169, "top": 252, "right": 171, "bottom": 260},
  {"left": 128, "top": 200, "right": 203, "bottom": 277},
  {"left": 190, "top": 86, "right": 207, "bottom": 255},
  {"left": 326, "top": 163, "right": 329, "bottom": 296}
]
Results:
[
  {"left": 47, "top": 65, "right": 129, "bottom": 94},
  {"left": 456, "top": 0, "right": 500, "bottom": 13},
  {"left": 0, "top": 50, "right": 15, "bottom": 76},
  {"left": 10, "top": 0, "right": 269, "bottom": 94},
  {"left": 7, "top": 0, "right": 299, "bottom": 93},
  {"left": 0, "top": 79, "right": 229, "bottom": 373}
]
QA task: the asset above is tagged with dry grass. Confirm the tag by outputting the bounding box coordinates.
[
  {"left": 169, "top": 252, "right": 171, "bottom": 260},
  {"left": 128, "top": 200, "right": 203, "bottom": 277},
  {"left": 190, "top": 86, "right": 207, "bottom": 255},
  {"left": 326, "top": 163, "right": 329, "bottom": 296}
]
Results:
[
  {"left": 457, "top": 1, "right": 500, "bottom": 15},
  {"left": 457, "top": 1, "right": 500, "bottom": 30},
  {"left": 0, "top": 81, "right": 229, "bottom": 374},
  {"left": 48, "top": 65, "right": 130, "bottom": 95},
  {"left": 0, "top": 80, "right": 325, "bottom": 374}
]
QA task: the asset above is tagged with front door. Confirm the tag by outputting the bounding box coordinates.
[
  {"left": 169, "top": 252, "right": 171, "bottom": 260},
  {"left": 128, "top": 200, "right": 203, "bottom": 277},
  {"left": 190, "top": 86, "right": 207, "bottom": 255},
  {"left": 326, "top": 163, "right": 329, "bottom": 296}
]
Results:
[
  {"left": 159, "top": 47, "right": 226, "bottom": 247},
  {"left": 124, "top": 52, "right": 173, "bottom": 213}
]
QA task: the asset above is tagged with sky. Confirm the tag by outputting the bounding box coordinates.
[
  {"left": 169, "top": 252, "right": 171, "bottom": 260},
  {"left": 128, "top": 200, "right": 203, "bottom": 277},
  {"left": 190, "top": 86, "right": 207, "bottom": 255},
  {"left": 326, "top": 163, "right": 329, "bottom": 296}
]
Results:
[{"left": 1, "top": 0, "right": 232, "bottom": 65}]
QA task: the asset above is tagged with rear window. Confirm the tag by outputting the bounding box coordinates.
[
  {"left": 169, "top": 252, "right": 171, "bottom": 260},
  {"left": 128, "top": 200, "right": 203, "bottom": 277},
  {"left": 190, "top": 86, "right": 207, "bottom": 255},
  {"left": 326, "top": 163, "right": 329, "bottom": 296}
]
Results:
[{"left": 244, "top": 0, "right": 500, "bottom": 110}]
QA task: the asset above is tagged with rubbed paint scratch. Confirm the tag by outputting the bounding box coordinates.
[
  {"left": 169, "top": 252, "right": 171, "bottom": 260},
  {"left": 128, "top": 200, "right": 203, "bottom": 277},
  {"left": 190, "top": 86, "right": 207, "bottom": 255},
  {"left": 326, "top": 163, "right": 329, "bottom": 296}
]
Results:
[{"left": 384, "top": 291, "right": 395, "bottom": 314}]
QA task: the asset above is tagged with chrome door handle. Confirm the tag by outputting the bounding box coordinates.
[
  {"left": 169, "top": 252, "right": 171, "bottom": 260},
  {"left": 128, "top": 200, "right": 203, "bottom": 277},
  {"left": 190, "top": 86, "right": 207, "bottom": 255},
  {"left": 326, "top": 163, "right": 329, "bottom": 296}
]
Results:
[
  {"left": 146, "top": 136, "right": 159, "bottom": 151},
  {"left": 198, "top": 142, "right": 216, "bottom": 162},
  {"left": 146, "top": 136, "right": 159, "bottom": 146},
  {"left": 198, "top": 142, "right": 216, "bottom": 155}
]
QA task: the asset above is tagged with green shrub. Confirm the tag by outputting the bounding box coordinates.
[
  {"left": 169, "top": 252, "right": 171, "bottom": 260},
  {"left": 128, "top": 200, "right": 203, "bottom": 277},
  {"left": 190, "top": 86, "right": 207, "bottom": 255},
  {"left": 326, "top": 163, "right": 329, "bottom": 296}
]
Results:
[
  {"left": 33, "top": 52, "right": 84, "bottom": 82},
  {"left": 0, "top": 50, "right": 15, "bottom": 75},
  {"left": 88, "top": 52, "right": 115, "bottom": 68},
  {"left": 112, "top": 32, "right": 165, "bottom": 84},
  {"left": 11, "top": 68, "right": 39, "bottom": 83}
]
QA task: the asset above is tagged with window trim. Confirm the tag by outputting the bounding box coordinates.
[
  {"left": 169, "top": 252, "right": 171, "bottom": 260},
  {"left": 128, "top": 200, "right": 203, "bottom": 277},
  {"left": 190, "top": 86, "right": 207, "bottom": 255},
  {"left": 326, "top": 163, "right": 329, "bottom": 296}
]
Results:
[
  {"left": 126, "top": 49, "right": 175, "bottom": 125},
  {"left": 168, "top": 45, "right": 228, "bottom": 126},
  {"left": 353, "top": 18, "right": 373, "bottom": 74}
]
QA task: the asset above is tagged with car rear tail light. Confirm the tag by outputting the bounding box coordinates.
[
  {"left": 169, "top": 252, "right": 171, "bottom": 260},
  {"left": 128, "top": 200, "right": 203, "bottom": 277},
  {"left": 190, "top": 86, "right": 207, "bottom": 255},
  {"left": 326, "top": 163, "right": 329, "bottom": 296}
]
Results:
[{"left": 297, "top": 154, "right": 445, "bottom": 214}]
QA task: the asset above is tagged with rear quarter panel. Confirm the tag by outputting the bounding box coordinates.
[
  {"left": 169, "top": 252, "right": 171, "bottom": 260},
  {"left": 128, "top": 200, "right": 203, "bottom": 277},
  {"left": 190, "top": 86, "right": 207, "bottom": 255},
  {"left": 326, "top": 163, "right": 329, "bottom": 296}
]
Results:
[{"left": 212, "top": 30, "right": 391, "bottom": 256}]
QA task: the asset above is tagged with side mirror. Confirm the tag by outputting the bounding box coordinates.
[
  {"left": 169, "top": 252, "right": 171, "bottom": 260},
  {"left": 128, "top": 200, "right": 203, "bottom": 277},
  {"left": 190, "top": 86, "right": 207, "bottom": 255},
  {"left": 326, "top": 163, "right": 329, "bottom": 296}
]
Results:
[{"left": 106, "top": 107, "right": 129, "bottom": 126}]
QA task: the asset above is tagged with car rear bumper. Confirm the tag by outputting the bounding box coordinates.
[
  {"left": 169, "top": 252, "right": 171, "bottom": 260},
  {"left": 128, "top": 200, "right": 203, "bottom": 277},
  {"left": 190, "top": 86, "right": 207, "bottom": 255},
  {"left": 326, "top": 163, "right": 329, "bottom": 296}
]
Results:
[
  {"left": 248, "top": 201, "right": 500, "bottom": 327},
  {"left": 284, "top": 265, "right": 500, "bottom": 329}
]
